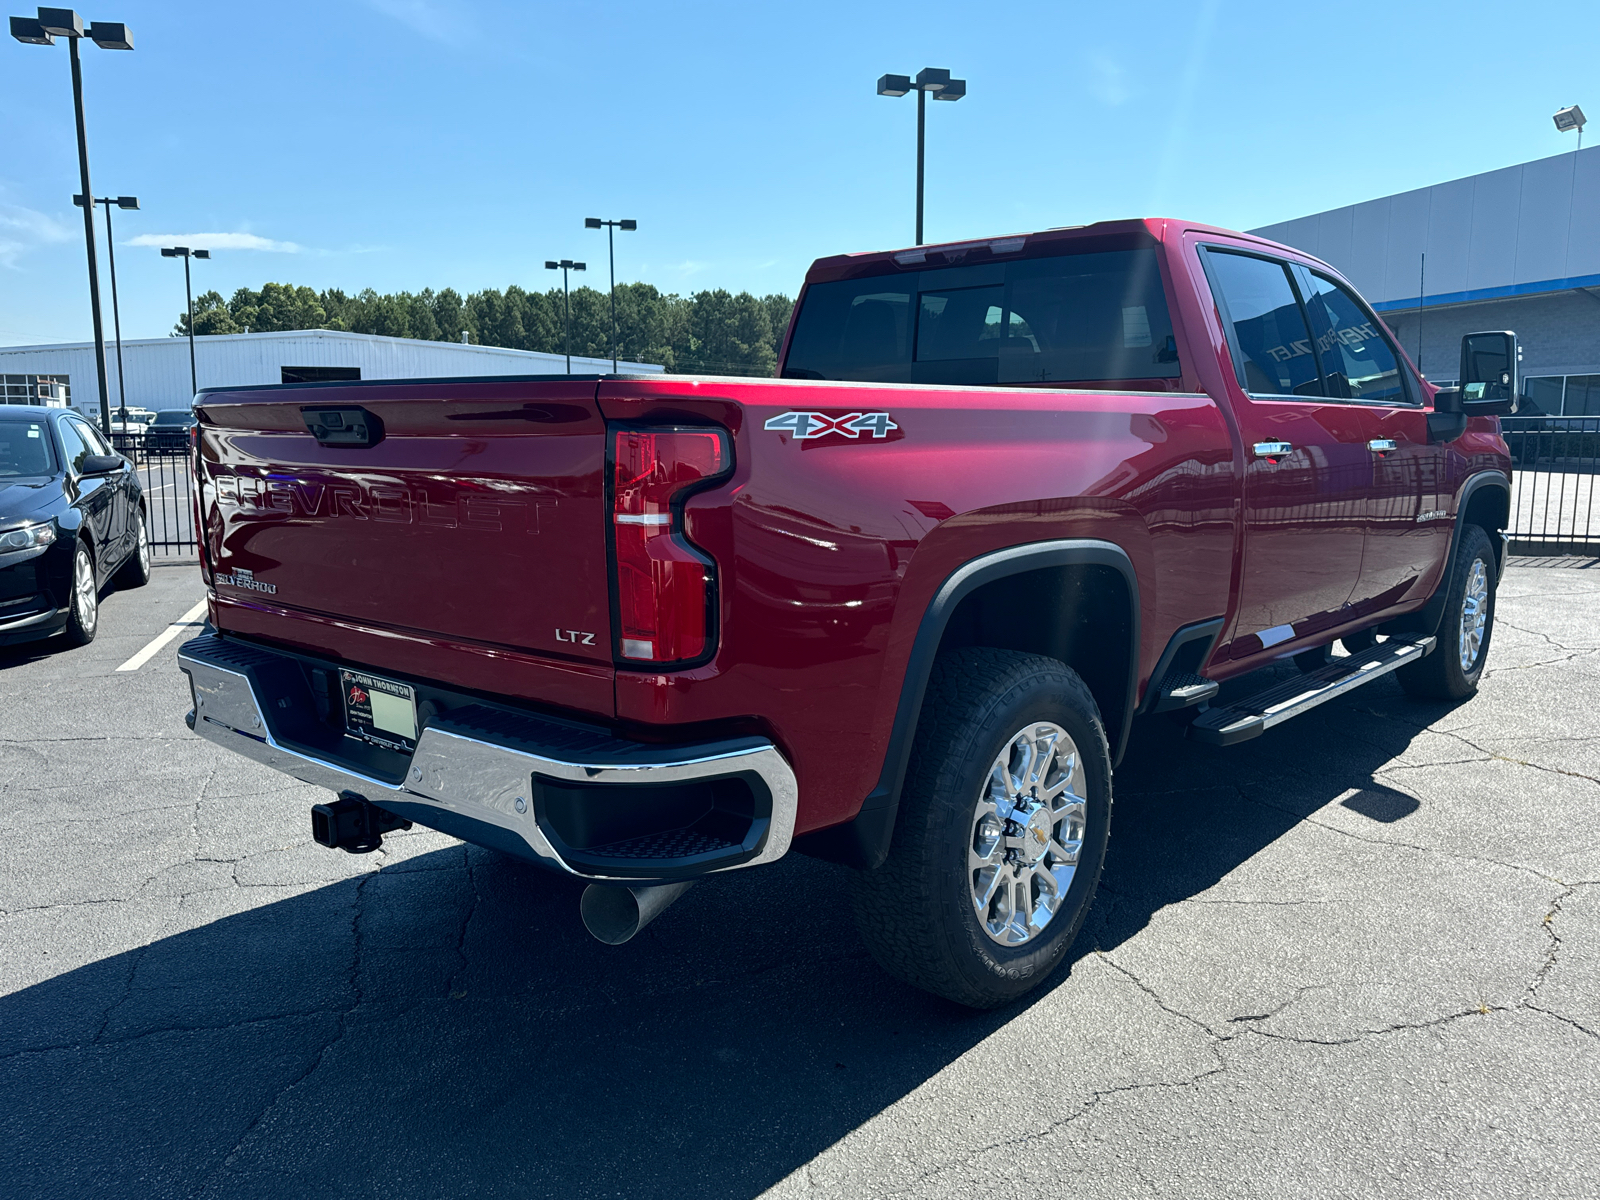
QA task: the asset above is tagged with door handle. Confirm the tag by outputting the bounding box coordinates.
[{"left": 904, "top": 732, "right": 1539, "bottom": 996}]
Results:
[
  {"left": 1252, "top": 441, "right": 1293, "bottom": 459},
  {"left": 1367, "top": 438, "right": 1399, "bottom": 454}
]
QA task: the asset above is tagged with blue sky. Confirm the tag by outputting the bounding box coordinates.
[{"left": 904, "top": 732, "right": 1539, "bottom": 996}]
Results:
[{"left": 1, "top": 0, "right": 1595, "bottom": 345}]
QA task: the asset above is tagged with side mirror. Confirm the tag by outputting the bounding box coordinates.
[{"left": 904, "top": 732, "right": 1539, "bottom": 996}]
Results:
[
  {"left": 78, "top": 454, "right": 125, "bottom": 476},
  {"left": 1457, "top": 330, "right": 1519, "bottom": 416}
]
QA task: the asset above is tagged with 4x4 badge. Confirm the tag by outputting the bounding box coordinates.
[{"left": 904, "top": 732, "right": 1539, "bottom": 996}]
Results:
[{"left": 764, "top": 411, "right": 898, "bottom": 440}]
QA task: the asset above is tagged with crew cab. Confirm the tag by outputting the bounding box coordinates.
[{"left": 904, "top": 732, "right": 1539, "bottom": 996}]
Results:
[{"left": 177, "top": 219, "right": 1516, "bottom": 1007}]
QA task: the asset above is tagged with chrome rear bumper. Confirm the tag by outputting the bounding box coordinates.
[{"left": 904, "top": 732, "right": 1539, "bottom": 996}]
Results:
[{"left": 177, "top": 633, "right": 797, "bottom": 881}]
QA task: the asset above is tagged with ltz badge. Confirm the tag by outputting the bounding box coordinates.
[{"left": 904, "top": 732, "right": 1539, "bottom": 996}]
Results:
[{"left": 764, "top": 411, "right": 899, "bottom": 440}]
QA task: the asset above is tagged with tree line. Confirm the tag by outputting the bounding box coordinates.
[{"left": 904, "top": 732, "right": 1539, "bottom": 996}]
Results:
[{"left": 176, "top": 281, "right": 795, "bottom": 377}]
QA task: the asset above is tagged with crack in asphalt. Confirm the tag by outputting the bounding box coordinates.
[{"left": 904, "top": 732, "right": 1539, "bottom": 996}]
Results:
[
  {"left": 446, "top": 849, "right": 483, "bottom": 1000},
  {"left": 1527, "top": 887, "right": 1572, "bottom": 997},
  {"left": 201, "top": 872, "right": 370, "bottom": 1193}
]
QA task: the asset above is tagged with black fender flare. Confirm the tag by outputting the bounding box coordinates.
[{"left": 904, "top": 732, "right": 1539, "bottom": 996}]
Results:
[
  {"left": 794, "top": 538, "right": 1139, "bottom": 870},
  {"left": 1383, "top": 469, "right": 1510, "bottom": 640}
]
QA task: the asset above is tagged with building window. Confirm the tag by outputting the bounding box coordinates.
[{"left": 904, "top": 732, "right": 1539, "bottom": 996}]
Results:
[
  {"left": 280, "top": 366, "right": 361, "bottom": 384},
  {"left": 1, "top": 374, "right": 71, "bottom": 407},
  {"left": 1566, "top": 376, "right": 1600, "bottom": 417},
  {"left": 1519, "top": 374, "right": 1600, "bottom": 416}
]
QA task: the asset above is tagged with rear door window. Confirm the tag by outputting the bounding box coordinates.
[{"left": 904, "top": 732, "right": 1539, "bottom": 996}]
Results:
[
  {"left": 1203, "top": 250, "right": 1321, "bottom": 397},
  {"left": 1296, "top": 272, "right": 1411, "bottom": 404},
  {"left": 783, "top": 247, "right": 1181, "bottom": 386}
]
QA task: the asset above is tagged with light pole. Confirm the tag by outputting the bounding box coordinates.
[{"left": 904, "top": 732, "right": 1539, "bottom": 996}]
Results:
[
  {"left": 10, "top": 8, "right": 135, "bottom": 434},
  {"left": 160, "top": 246, "right": 210, "bottom": 398},
  {"left": 75, "top": 192, "right": 136, "bottom": 425},
  {"left": 544, "top": 259, "right": 586, "bottom": 374},
  {"left": 1554, "top": 104, "right": 1587, "bottom": 152},
  {"left": 584, "top": 217, "right": 636, "bottom": 372},
  {"left": 876, "top": 67, "right": 966, "bottom": 246}
]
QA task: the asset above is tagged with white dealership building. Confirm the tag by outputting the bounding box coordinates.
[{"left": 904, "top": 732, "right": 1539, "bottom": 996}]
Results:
[
  {"left": 0, "top": 329, "right": 663, "bottom": 417},
  {"left": 1250, "top": 144, "right": 1600, "bottom": 415}
]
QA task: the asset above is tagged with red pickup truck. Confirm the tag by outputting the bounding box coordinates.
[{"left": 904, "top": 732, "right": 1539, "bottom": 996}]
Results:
[{"left": 178, "top": 219, "right": 1517, "bottom": 1007}]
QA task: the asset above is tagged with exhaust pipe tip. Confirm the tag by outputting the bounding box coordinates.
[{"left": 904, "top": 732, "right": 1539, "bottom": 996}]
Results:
[{"left": 580, "top": 881, "right": 695, "bottom": 945}]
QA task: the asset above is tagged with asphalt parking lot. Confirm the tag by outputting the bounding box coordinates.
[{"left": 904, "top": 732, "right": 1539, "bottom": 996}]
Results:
[{"left": 2, "top": 560, "right": 1597, "bottom": 1199}]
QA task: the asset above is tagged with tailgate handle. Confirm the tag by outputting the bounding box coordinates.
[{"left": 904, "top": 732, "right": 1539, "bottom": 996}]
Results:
[{"left": 301, "top": 406, "right": 385, "bottom": 448}]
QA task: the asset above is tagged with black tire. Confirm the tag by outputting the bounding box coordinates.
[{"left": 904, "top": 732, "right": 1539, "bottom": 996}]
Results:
[
  {"left": 113, "top": 509, "right": 151, "bottom": 589},
  {"left": 1398, "top": 524, "right": 1496, "bottom": 701},
  {"left": 62, "top": 541, "right": 98, "bottom": 647},
  {"left": 850, "top": 648, "right": 1113, "bottom": 1009}
]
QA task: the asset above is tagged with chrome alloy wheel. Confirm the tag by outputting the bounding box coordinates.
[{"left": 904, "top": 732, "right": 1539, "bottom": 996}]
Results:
[
  {"left": 136, "top": 519, "right": 149, "bottom": 574},
  {"left": 73, "top": 547, "right": 97, "bottom": 635},
  {"left": 1459, "top": 557, "right": 1489, "bottom": 671},
  {"left": 969, "top": 720, "right": 1087, "bottom": 946}
]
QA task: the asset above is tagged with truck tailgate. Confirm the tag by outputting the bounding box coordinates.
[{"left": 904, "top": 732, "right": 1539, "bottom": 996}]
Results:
[{"left": 195, "top": 380, "right": 614, "bottom": 712}]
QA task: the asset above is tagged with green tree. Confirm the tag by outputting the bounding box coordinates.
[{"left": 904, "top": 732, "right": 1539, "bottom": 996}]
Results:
[
  {"left": 175, "top": 290, "right": 239, "bottom": 336},
  {"left": 170, "top": 276, "right": 794, "bottom": 373}
]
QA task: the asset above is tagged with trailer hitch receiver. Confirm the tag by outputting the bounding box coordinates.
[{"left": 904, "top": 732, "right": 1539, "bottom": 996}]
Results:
[{"left": 311, "top": 791, "right": 412, "bottom": 854}]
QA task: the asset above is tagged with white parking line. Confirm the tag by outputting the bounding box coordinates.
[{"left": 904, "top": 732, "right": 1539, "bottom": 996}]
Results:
[{"left": 116, "top": 599, "right": 208, "bottom": 672}]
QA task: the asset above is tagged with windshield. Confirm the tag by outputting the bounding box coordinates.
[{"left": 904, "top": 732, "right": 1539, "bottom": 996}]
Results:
[
  {"left": 153, "top": 411, "right": 194, "bottom": 425},
  {"left": 0, "top": 418, "right": 58, "bottom": 477},
  {"left": 783, "top": 247, "right": 1180, "bottom": 387}
]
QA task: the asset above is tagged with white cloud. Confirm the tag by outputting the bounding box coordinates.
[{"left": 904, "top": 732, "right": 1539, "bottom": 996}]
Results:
[
  {"left": 126, "top": 232, "right": 303, "bottom": 253},
  {"left": 0, "top": 202, "right": 73, "bottom": 269},
  {"left": 1087, "top": 52, "right": 1132, "bottom": 107}
]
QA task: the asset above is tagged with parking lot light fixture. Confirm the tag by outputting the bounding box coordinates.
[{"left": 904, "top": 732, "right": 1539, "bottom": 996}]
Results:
[
  {"left": 1554, "top": 104, "right": 1587, "bottom": 150},
  {"left": 161, "top": 246, "right": 210, "bottom": 398},
  {"left": 10, "top": 6, "right": 136, "bottom": 434},
  {"left": 585, "top": 217, "right": 638, "bottom": 372},
  {"left": 74, "top": 192, "right": 137, "bottom": 425},
  {"left": 877, "top": 66, "right": 967, "bottom": 245},
  {"left": 544, "top": 259, "right": 587, "bottom": 373}
]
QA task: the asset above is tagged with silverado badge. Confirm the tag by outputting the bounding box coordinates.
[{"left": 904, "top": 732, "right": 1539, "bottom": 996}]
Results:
[
  {"left": 764, "top": 411, "right": 898, "bottom": 440},
  {"left": 214, "top": 566, "right": 277, "bottom": 595}
]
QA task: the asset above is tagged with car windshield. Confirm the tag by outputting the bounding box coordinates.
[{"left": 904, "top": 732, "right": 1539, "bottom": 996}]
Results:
[
  {"left": 0, "top": 417, "right": 59, "bottom": 477},
  {"left": 783, "top": 246, "right": 1181, "bottom": 387},
  {"left": 153, "top": 411, "right": 193, "bottom": 425}
]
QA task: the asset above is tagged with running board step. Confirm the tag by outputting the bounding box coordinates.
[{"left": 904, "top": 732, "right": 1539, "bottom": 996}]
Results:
[
  {"left": 1187, "top": 634, "right": 1435, "bottom": 747},
  {"left": 1156, "top": 670, "right": 1219, "bottom": 711}
]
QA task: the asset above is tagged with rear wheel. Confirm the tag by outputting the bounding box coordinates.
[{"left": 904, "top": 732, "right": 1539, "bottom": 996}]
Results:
[
  {"left": 62, "top": 541, "right": 98, "bottom": 646},
  {"left": 114, "top": 511, "right": 151, "bottom": 589},
  {"left": 1398, "top": 524, "right": 1496, "bottom": 701},
  {"left": 850, "top": 648, "right": 1112, "bottom": 1009}
]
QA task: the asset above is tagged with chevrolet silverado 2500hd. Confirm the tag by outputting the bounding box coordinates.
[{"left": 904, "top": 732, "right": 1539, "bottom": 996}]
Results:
[{"left": 177, "top": 219, "right": 1517, "bottom": 1008}]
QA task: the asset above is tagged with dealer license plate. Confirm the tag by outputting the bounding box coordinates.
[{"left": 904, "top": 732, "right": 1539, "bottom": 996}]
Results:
[{"left": 340, "top": 669, "right": 418, "bottom": 752}]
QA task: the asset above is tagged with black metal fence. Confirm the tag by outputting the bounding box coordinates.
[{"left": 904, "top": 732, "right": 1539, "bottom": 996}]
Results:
[
  {"left": 1503, "top": 416, "right": 1600, "bottom": 556},
  {"left": 106, "top": 418, "right": 1599, "bottom": 562},
  {"left": 112, "top": 432, "right": 196, "bottom": 557}
]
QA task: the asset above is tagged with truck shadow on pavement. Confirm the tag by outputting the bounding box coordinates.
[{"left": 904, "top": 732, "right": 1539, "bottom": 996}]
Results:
[{"left": 0, "top": 673, "right": 1453, "bottom": 1199}]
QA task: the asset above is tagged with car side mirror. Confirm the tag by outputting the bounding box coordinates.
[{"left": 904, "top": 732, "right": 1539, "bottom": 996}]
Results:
[
  {"left": 78, "top": 453, "right": 125, "bottom": 476},
  {"left": 1456, "top": 330, "right": 1519, "bottom": 416}
]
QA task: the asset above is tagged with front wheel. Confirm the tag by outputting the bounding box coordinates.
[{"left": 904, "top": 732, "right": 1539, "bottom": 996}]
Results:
[
  {"left": 62, "top": 542, "right": 99, "bottom": 647},
  {"left": 1398, "top": 524, "right": 1496, "bottom": 701},
  {"left": 850, "top": 648, "right": 1112, "bottom": 1009}
]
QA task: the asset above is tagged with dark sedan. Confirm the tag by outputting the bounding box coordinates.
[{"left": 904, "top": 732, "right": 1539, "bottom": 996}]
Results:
[{"left": 0, "top": 407, "right": 149, "bottom": 648}]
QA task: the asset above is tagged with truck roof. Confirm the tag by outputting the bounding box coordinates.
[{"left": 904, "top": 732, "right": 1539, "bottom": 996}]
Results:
[{"left": 802, "top": 217, "right": 1327, "bottom": 285}]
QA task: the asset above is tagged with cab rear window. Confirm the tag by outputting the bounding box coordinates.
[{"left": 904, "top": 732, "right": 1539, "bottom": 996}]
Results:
[{"left": 783, "top": 248, "right": 1180, "bottom": 387}]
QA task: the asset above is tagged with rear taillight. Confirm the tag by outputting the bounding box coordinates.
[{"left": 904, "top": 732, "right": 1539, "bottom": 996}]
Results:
[{"left": 611, "top": 426, "right": 729, "bottom": 665}]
